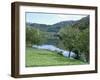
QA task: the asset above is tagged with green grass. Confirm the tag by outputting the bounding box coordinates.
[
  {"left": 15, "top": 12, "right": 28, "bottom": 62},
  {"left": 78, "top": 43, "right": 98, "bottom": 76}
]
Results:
[{"left": 26, "top": 47, "right": 86, "bottom": 67}]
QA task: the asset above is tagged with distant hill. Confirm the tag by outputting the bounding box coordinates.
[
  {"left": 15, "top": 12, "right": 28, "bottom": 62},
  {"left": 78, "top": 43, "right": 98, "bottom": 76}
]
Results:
[
  {"left": 47, "top": 21, "right": 75, "bottom": 32},
  {"left": 26, "top": 23, "right": 50, "bottom": 32},
  {"left": 26, "top": 16, "right": 89, "bottom": 32},
  {"left": 26, "top": 20, "right": 75, "bottom": 33},
  {"left": 72, "top": 16, "right": 89, "bottom": 30}
]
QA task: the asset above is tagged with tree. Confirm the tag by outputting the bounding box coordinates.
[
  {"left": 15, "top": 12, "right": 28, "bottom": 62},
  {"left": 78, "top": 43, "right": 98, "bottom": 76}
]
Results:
[
  {"left": 58, "top": 26, "right": 89, "bottom": 62},
  {"left": 26, "top": 27, "right": 46, "bottom": 46},
  {"left": 75, "top": 28, "right": 89, "bottom": 62},
  {"left": 59, "top": 27, "right": 79, "bottom": 58}
]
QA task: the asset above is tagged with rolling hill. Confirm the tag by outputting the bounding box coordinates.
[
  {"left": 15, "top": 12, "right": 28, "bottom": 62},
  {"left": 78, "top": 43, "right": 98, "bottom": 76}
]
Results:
[{"left": 26, "top": 20, "right": 75, "bottom": 33}]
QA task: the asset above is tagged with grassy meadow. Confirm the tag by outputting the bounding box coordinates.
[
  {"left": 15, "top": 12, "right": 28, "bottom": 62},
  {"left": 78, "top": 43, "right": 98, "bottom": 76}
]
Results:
[{"left": 26, "top": 47, "right": 85, "bottom": 67}]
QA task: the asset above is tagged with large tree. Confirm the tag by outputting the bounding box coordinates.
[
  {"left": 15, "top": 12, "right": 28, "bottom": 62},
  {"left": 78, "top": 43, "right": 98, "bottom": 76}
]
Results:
[
  {"left": 59, "top": 27, "right": 79, "bottom": 58},
  {"left": 58, "top": 26, "right": 89, "bottom": 62}
]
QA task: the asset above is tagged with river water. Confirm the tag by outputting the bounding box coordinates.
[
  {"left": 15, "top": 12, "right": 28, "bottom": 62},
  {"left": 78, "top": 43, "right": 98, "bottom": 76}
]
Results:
[{"left": 32, "top": 44, "right": 76, "bottom": 58}]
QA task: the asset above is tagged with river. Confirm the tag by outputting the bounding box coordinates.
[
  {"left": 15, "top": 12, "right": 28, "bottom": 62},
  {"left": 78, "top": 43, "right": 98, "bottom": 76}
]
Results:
[{"left": 32, "top": 44, "right": 76, "bottom": 58}]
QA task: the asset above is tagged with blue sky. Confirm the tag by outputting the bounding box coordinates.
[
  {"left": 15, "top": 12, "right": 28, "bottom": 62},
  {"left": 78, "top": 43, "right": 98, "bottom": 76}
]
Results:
[{"left": 26, "top": 12, "right": 87, "bottom": 25}]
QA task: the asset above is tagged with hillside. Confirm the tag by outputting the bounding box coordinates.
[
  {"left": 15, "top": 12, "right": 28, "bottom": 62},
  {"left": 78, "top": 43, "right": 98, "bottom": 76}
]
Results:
[
  {"left": 26, "top": 23, "right": 50, "bottom": 32},
  {"left": 26, "top": 16, "right": 89, "bottom": 33},
  {"left": 26, "top": 20, "right": 75, "bottom": 33},
  {"left": 47, "top": 21, "right": 75, "bottom": 32},
  {"left": 72, "top": 16, "right": 89, "bottom": 30}
]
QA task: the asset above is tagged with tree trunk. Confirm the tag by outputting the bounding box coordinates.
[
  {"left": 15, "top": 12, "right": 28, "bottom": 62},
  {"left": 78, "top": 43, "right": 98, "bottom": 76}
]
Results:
[
  {"left": 74, "top": 50, "right": 80, "bottom": 59},
  {"left": 68, "top": 51, "right": 71, "bottom": 58}
]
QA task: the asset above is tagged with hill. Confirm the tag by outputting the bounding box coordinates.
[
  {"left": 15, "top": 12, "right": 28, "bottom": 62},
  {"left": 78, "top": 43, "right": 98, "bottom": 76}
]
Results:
[{"left": 26, "top": 20, "right": 75, "bottom": 33}]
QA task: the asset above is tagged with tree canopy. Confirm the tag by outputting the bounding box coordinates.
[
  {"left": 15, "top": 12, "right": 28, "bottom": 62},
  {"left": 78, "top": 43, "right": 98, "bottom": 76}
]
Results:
[{"left": 26, "top": 27, "right": 46, "bottom": 46}]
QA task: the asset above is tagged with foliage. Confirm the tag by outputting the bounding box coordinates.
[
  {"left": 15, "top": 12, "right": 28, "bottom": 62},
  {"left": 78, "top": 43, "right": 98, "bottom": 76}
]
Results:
[
  {"left": 75, "top": 28, "right": 89, "bottom": 62},
  {"left": 58, "top": 23, "right": 89, "bottom": 62},
  {"left": 26, "top": 27, "right": 46, "bottom": 46},
  {"left": 59, "top": 27, "right": 79, "bottom": 58}
]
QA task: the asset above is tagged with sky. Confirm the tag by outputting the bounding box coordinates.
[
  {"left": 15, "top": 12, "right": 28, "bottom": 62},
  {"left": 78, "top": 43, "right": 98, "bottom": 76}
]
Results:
[{"left": 26, "top": 12, "right": 87, "bottom": 25}]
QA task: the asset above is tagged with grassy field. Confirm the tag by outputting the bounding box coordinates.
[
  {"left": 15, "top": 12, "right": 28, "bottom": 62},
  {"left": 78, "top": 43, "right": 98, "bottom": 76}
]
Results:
[{"left": 26, "top": 47, "right": 85, "bottom": 67}]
